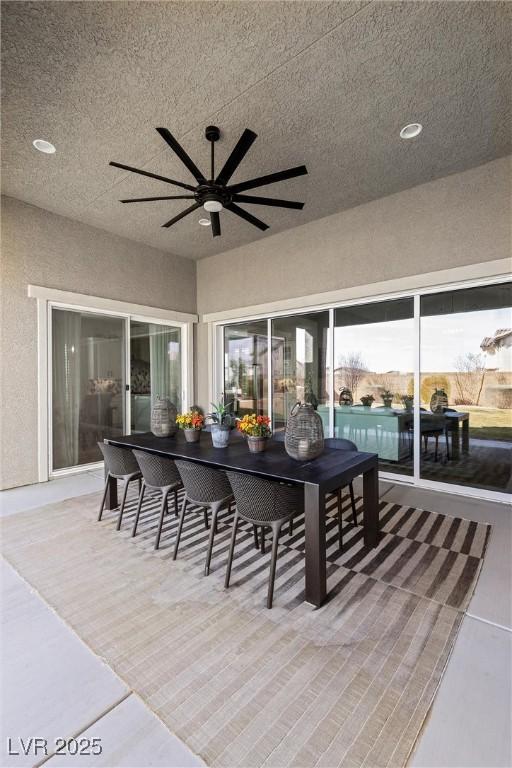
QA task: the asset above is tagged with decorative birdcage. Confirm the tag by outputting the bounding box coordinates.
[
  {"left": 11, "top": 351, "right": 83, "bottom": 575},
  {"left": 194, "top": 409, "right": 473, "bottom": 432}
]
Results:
[
  {"left": 151, "top": 396, "right": 177, "bottom": 437},
  {"left": 284, "top": 402, "right": 324, "bottom": 461},
  {"left": 430, "top": 388, "right": 449, "bottom": 414},
  {"left": 338, "top": 387, "right": 353, "bottom": 406}
]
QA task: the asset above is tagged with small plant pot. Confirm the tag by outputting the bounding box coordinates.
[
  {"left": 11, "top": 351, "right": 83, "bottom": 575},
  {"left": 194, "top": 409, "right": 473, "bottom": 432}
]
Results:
[
  {"left": 382, "top": 397, "right": 393, "bottom": 409},
  {"left": 247, "top": 436, "right": 268, "bottom": 454},
  {"left": 183, "top": 428, "right": 201, "bottom": 443},
  {"left": 211, "top": 424, "right": 230, "bottom": 448}
]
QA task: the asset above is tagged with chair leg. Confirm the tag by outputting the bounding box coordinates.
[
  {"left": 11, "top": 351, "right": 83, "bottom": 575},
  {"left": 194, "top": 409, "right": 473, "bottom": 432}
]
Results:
[
  {"left": 224, "top": 511, "right": 239, "bottom": 588},
  {"left": 203, "top": 508, "right": 209, "bottom": 530},
  {"left": 155, "top": 490, "right": 169, "bottom": 550},
  {"left": 260, "top": 527, "right": 265, "bottom": 554},
  {"left": 116, "top": 479, "right": 130, "bottom": 531},
  {"left": 434, "top": 435, "right": 439, "bottom": 462},
  {"left": 337, "top": 492, "right": 343, "bottom": 550},
  {"left": 138, "top": 477, "right": 142, "bottom": 494},
  {"left": 253, "top": 524, "right": 259, "bottom": 549},
  {"left": 131, "top": 481, "right": 146, "bottom": 537},
  {"left": 204, "top": 503, "right": 220, "bottom": 576},
  {"left": 267, "top": 523, "right": 281, "bottom": 609},
  {"left": 98, "top": 473, "right": 111, "bottom": 521},
  {"left": 289, "top": 516, "right": 294, "bottom": 536},
  {"left": 172, "top": 497, "right": 188, "bottom": 560},
  {"left": 349, "top": 482, "right": 357, "bottom": 526},
  {"left": 174, "top": 489, "right": 179, "bottom": 517}
]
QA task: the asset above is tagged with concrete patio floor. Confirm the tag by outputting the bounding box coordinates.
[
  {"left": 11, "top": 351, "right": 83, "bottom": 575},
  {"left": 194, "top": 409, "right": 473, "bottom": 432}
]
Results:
[{"left": 1, "top": 471, "right": 510, "bottom": 768}]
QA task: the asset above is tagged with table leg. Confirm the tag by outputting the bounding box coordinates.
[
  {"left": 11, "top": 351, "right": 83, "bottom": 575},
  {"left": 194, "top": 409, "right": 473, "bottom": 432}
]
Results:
[
  {"left": 104, "top": 463, "right": 118, "bottom": 510},
  {"left": 462, "top": 419, "right": 469, "bottom": 454},
  {"left": 362, "top": 464, "right": 380, "bottom": 548},
  {"left": 304, "top": 482, "right": 326, "bottom": 608},
  {"left": 451, "top": 419, "right": 460, "bottom": 460}
]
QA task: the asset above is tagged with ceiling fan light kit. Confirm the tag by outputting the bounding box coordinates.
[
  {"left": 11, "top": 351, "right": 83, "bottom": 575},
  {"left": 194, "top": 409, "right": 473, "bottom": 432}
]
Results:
[{"left": 110, "top": 125, "right": 307, "bottom": 238}]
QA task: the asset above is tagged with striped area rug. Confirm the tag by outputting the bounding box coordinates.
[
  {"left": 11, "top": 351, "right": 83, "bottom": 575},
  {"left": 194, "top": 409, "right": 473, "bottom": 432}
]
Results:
[{"left": 1, "top": 487, "right": 490, "bottom": 767}]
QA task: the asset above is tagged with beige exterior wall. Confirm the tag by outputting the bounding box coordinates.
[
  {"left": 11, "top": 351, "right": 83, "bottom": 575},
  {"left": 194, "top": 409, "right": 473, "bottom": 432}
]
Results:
[
  {"left": 0, "top": 196, "right": 196, "bottom": 489},
  {"left": 196, "top": 157, "right": 512, "bottom": 407}
]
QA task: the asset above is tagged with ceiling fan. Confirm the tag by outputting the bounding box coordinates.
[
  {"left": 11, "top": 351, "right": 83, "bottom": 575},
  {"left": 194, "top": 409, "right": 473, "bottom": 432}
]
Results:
[{"left": 109, "top": 126, "right": 307, "bottom": 237}]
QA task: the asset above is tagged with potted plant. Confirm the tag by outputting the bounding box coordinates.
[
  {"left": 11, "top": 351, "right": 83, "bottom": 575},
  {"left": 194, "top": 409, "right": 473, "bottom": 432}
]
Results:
[
  {"left": 402, "top": 394, "right": 414, "bottom": 412},
  {"left": 381, "top": 390, "right": 394, "bottom": 408},
  {"left": 176, "top": 410, "right": 204, "bottom": 443},
  {"left": 237, "top": 413, "right": 272, "bottom": 453},
  {"left": 207, "top": 398, "right": 235, "bottom": 448},
  {"left": 360, "top": 394, "right": 374, "bottom": 408}
]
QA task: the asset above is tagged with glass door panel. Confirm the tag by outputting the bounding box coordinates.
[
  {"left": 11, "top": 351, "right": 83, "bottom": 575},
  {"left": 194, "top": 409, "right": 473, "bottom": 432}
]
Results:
[
  {"left": 271, "top": 312, "right": 330, "bottom": 433},
  {"left": 420, "top": 283, "right": 512, "bottom": 492},
  {"left": 130, "top": 321, "right": 182, "bottom": 433},
  {"left": 224, "top": 321, "right": 268, "bottom": 417},
  {"left": 52, "top": 308, "right": 126, "bottom": 470},
  {"left": 334, "top": 298, "right": 414, "bottom": 475}
]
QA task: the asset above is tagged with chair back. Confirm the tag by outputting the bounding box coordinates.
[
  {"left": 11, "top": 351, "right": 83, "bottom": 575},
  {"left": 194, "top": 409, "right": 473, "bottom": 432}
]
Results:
[
  {"left": 325, "top": 437, "right": 358, "bottom": 452},
  {"left": 175, "top": 460, "right": 232, "bottom": 504},
  {"left": 226, "top": 471, "right": 301, "bottom": 523},
  {"left": 98, "top": 442, "right": 140, "bottom": 477},
  {"left": 133, "top": 450, "right": 181, "bottom": 489}
]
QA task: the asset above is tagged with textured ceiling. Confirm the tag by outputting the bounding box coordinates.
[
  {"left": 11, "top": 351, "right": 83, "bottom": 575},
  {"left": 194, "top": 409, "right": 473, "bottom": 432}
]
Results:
[{"left": 2, "top": 1, "right": 511, "bottom": 260}]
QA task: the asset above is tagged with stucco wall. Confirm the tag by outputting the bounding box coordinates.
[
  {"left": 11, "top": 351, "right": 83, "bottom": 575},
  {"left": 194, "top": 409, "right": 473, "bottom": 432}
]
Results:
[
  {"left": 0, "top": 196, "right": 196, "bottom": 489},
  {"left": 195, "top": 157, "right": 512, "bottom": 407}
]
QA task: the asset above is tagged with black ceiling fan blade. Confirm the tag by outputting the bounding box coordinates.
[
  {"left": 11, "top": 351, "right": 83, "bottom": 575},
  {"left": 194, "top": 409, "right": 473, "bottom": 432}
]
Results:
[
  {"left": 156, "top": 127, "right": 206, "bottom": 184},
  {"left": 162, "top": 202, "right": 201, "bottom": 228},
  {"left": 229, "top": 165, "right": 308, "bottom": 194},
  {"left": 109, "top": 161, "right": 196, "bottom": 191},
  {"left": 211, "top": 211, "right": 221, "bottom": 237},
  {"left": 215, "top": 128, "right": 257, "bottom": 186},
  {"left": 233, "top": 194, "right": 304, "bottom": 210},
  {"left": 226, "top": 202, "right": 269, "bottom": 231},
  {"left": 120, "top": 195, "right": 195, "bottom": 203}
]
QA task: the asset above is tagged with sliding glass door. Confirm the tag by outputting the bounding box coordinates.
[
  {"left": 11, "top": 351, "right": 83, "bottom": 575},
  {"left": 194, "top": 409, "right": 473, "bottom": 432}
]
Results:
[
  {"left": 130, "top": 321, "right": 182, "bottom": 433},
  {"left": 271, "top": 312, "right": 330, "bottom": 433},
  {"left": 334, "top": 298, "right": 414, "bottom": 476},
  {"left": 220, "top": 278, "right": 510, "bottom": 499},
  {"left": 51, "top": 310, "right": 186, "bottom": 472},
  {"left": 420, "top": 283, "right": 512, "bottom": 493},
  {"left": 52, "top": 308, "right": 126, "bottom": 471}
]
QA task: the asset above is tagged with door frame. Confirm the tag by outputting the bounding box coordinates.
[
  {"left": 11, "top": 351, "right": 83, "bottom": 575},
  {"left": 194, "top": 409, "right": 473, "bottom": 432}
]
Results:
[{"left": 30, "top": 285, "right": 197, "bottom": 482}]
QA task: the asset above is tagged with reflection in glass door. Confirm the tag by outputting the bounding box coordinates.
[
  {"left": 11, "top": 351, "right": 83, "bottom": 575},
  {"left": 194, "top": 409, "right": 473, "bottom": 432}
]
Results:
[
  {"left": 52, "top": 308, "right": 126, "bottom": 471},
  {"left": 420, "top": 283, "right": 512, "bottom": 492},
  {"left": 271, "top": 312, "right": 330, "bottom": 433},
  {"left": 224, "top": 321, "right": 268, "bottom": 417},
  {"left": 334, "top": 299, "right": 414, "bottom": 475},
  {"left": 130, "top": 321, "right": 182, "bottom": 433}
]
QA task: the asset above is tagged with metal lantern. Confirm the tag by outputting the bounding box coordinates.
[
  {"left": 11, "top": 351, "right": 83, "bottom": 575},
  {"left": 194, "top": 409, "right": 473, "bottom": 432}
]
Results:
[
  {"left": 284, "top": 402, "right": 324, "bottom": 461},
  {"left": 430, "top": 388, "right": 449, "bottom": 413},
  {"left": 151, "top": 396, "right": 177, "bottom": 437}
]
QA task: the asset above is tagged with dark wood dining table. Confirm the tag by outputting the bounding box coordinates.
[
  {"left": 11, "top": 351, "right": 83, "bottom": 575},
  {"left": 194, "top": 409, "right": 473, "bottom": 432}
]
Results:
[{"left": 104, "top": 432, "right": 380, "bottom": 608}]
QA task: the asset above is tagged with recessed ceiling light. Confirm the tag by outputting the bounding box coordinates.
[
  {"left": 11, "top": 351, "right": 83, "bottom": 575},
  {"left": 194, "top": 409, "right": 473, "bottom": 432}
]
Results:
[
  {"left": 32, "top": 139, "right": 56, "bottom": 154},
  {"left": 400, "top": 123, "right": 422, "bottom": 140},
  {"left": 198, "top": 218, "right": 211, "bottom": 226}
]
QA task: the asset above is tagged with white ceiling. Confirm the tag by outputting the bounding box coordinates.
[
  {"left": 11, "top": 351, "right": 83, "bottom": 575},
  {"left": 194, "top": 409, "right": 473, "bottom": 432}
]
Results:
[{"left": 2, "top": 1, "right": 510, "bottom": 260}]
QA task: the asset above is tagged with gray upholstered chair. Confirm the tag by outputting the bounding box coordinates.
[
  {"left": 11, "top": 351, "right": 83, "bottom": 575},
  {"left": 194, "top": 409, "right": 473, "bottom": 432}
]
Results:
[
  {"left": 225, "top": 471, "right": 302, "bottom": 609},
  {"left": 132, "top": 450, "right": 183, "bottom": 550},
  {"left": 325, "top": 438, "right": 359, "bottom": 548},
  {"left": 173, "top": 460, "right": 234, "bottom": 576},
  {"left": 97, "top": 442, "right": 142, "bottom": 530}
]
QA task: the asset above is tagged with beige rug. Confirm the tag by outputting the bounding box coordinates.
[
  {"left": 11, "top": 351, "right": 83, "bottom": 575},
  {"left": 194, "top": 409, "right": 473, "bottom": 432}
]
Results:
[{"left": 1, "top": 488, "right": 490, "bottom": 767}]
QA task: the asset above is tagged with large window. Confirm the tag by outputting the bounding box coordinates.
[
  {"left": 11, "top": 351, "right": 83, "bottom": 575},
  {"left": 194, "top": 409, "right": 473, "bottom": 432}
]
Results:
[
  {"left": 220, "top": 279, "right": 511, "bottom": 498},
  {"left": 271, "top": 312, "right": 330, "bottom": 432},
  {"left": 420, "top": 283, "right": 511, "bottom": 492},
  {"left": 334, "top": 298, "right": 414, "bottom": 476}
]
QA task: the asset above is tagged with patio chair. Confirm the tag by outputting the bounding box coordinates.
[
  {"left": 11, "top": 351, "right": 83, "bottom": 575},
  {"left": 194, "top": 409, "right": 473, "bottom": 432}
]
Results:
[
  {"left": 97, "top": 442, "right": 142, "bottom": 530},
  {"left": 325, "top": 438, "right": 359, "bottom": 547},
  {"left": 173, "top": 460, "right": 234, "bottom": 576},
  {"left": 420, "top": 411, "right": 446, "bottom": 462},
  {"left": 225, "top": 471, "right": 302, "bottom": 609},
  {"left": 131, "top": 450, "right": 183, "bottom": 550}
]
